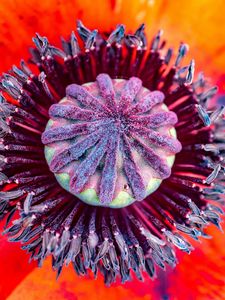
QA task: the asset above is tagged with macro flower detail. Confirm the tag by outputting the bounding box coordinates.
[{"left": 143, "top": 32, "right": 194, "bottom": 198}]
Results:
[
  {"left": 42, "top": 74, "right": 181, "bottom": 207},
  {"left": 0, "top": 20, "right": 224, "bottom": 286}
]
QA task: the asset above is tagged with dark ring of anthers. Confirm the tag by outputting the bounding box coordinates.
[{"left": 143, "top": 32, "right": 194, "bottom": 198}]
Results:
[{"left": 0, "top": 21, "right": 224, "bottom": 285}]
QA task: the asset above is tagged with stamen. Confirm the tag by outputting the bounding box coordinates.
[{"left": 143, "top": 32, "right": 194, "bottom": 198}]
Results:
[
  {"left": 205, "top": 164, "right": 221, "bottom": 184},
  {"left": 210, "top": 106, "right": 225, "bottom": 123},
  {"left": 196, "top": 104, "right": 211, "bottom": 126},
  {"left": 134, "top": 23, "right": 147, "bottom": 48},
  {"left": 151, "top": 30, "right": 163, "bottom": 51},
  {"left": 185, "top": 59, "right": 195, "bottom": 85},
  {"left": 107, "top": 24, "right": 125, "bottom": 45},
  {"left": 175, "top": 43, "right": 189, "bottom": 67}
]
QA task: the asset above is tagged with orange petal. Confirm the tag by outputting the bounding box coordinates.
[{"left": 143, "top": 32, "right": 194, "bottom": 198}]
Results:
[
  {"left": 7, "top": 222, "right": 225, "bottom": 300},
  {"left": 7, "top": 258, "right": 156, "bottom": 300},
  {"left": 0, "top": 1, "right": 225, "bottom": 299},
  {"left": 0, "top": 0, "right": 224, "bottom": 77},
  {"left": 147, "top": 0, "right": 225, "bottom": 78},
  {"left": 168, "top": 223, "right": 225, "bottom": 300},
  {"left": 0, "top": 0, "right": 81, "bottom": 71},
  {"left": 0, "top": 222, "right": 36, "bottom": 299}
]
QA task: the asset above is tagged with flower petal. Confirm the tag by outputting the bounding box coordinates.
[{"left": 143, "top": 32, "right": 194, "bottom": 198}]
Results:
[
  {"left": 6, "top": 258, "right": 157, "bottom": 300},
  {"left": 168, "top": 223, "right": 225, "bottom": 300},
  {"left": 0, "top": 223, "right": 36, "bottom": 299}
]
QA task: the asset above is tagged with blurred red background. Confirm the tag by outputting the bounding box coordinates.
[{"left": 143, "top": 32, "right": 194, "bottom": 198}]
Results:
[{"left": 0, "top": 0, "right": 225, "bottom": 299}]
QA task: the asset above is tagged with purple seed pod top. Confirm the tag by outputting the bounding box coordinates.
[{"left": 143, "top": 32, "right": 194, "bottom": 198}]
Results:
[{"left": 42, "top": 74, "right": 181, "bottom": 208}]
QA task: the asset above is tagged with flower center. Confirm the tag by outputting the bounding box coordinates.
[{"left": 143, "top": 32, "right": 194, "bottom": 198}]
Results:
[{"left": 42, "top": 74, "right": 182, "bottom": 208}]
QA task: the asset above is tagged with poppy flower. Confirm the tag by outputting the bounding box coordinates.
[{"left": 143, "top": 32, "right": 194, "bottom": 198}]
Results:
[{"left": 0, "top": 0, "right": 225, "bottom": 299}]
